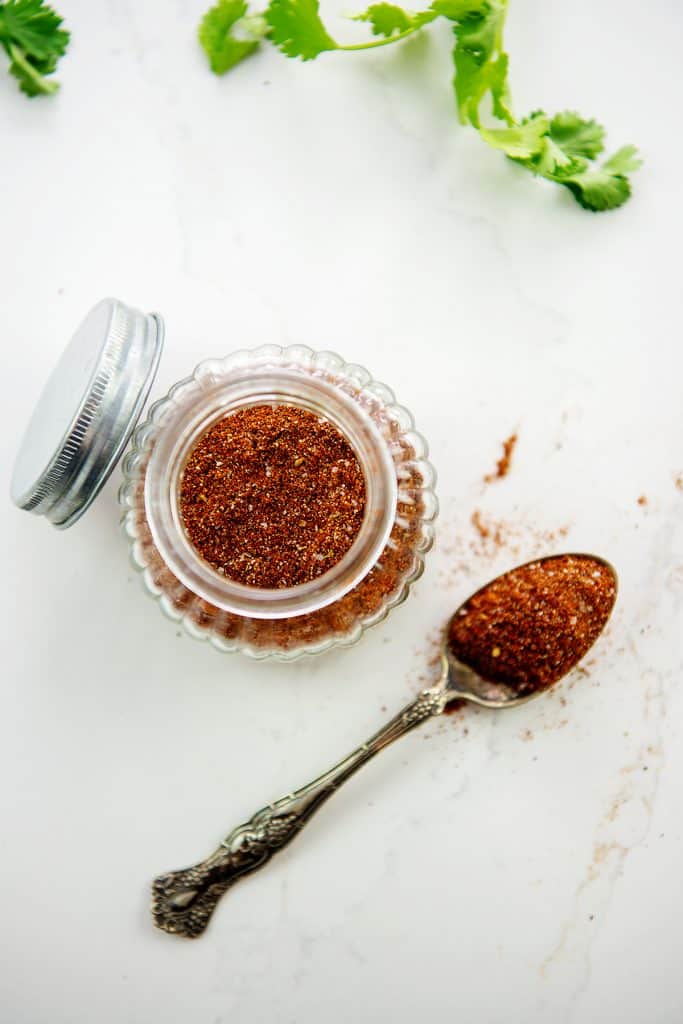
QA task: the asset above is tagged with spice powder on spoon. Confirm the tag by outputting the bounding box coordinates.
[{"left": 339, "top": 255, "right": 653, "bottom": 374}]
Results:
[
  {"left": 448, "top": 554, "right": 617, "bottom": 696},
  {"left": 179, "top": 404, "right": 366, "bottom": 589}
]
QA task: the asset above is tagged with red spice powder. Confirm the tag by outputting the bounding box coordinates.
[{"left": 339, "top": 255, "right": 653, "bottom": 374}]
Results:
[
  {"left": 179, "top": 405, "right": 366, "bottom": 589},
  {"left": 448, "top": 554, "right": 616, "bottom": 696},
  {"left": 471, "top": 508, "right": 504, "bottom": 547},
  {"left": 484, "top": 432, "right": 518, "bottom": 484},
  {"left": 138, "top": 455, "right": 424, "bottom": 652},
  {"left": 130, "top": 392, "right": 427, "bottom": 655}
]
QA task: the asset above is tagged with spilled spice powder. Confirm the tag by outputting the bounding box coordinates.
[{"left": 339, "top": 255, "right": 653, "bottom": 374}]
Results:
[
  {"left": 440, "top": 508, "right": 569, "bottom": 582},
  {"left": 637, "top": 495, "right": 648, "bottom": 507},
  {"left": 179, "top": 405, "right": 366, "bottom": 588},
  {"left": 448, "top": 554, "right": 617, "bottom": 696},
  {"left": 484, "top": 432, "right": 518, "bottom": 484},
  {"left": 471, "top": 508, "right": 504, "bottom": 547}
]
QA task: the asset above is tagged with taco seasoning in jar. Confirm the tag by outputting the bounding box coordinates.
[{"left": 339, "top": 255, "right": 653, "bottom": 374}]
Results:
[
  {"left": 178, "top": 404, "right": 367, "bottom": 589},
  {"left": 11, "top": 299, "right": 438, "bottom": 659}
]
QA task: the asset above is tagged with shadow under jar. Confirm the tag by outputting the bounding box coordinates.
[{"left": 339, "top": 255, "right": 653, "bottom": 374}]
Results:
[{"left": 121, "top": 346, "right": 438, "bottom": 659}]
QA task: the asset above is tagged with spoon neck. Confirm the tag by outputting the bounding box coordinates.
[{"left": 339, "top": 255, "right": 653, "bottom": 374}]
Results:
[
  {"left": 266, "top": 685, "right": 447, "bottom": 824},
  {"left": 336, "top": 685, "right": 446, "bottom": 772}
]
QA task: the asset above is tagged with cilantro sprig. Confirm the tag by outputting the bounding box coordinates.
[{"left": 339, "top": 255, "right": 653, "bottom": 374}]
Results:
[
  {"left": 199, "top": 0, "right": 268, "bottom": 73},
  {"left": 0, "top": 0, "right": 69, "bottom": 96},
  {"left": 198, "top": 0, "right": 641, "bottom": 212}
]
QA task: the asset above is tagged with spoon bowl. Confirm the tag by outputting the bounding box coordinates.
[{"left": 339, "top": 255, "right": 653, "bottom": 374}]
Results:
[{"left": 439, "top": 552, "right": 618, "bottom": 709}]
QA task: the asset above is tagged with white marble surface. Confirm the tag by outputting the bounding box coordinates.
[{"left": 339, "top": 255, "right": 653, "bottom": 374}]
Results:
[{"left": 1, "top": 1, "right": 682, "bottom": 1021}]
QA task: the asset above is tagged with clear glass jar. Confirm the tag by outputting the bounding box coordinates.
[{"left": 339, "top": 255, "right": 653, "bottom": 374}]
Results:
[{"left": 120, "top": 345, "right": 437, "bottom": 660}]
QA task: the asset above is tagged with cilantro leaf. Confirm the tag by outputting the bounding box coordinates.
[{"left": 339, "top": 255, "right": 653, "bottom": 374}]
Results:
[
  {"left": 354, "top": 3, "right": 435, "bottom": 38},
  {"left": 523, "top": 134, "right": 581, "bottom": 178},
  {"left": 199, "top": 0, "right": 266, "bottom": 74},
  {"left": 356, "top": 3, "right": 412, "bottom": 35},
  {"left": 479, "top": 110, "right": 548, "bottom": 158},
  {"left": 505, "top": 110, "right": 579, "bottom": 176},
  {"left": 557, "top": 145, "right": 643, "bottom": 212},
  {"left": 0, "top": 0, "right": 69, "bottom": 96},
  {"left": 481, "top": 112, "right": 548, "bottom": 157},
  {"left": 430, "top": 0, "right": 486, "bottom": 18},
  {"left": 437, "top": 0, "right": 510, "bottom": 127},
  {"left": 549, "top": 111, "right": 605, "bottom": 160},
  {"left": 601, "top": 144, "right": 642, "bottom": 176},
  {"left": 0, "top": 0, "right": 67, "bottom": 58},
  {"left": 487, "top": 49, "right": 512, "bottom": 123},
  {"left": 266, "top": 0, "right": 337, "bottom": 60},
  {"left": 511, "top": 129, "right": 641, "bottom": 212}
]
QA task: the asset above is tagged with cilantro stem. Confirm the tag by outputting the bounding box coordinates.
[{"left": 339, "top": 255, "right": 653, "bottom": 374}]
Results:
[
  {"left": 338, "top": 25, "right": 426, "bottom": 51},
  {"left": 8, "top": 41, "right": 59, "bottom": 94}
]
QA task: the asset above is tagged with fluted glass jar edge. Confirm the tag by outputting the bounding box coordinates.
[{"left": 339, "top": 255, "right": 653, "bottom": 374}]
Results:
[{"left": 119, "top": 344, "right": 438, "bottom": 660}]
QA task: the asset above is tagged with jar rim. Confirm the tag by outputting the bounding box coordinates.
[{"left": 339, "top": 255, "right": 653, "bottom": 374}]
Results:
[{"left": 143, "top": 364, "right": 398, "bottom": 619}]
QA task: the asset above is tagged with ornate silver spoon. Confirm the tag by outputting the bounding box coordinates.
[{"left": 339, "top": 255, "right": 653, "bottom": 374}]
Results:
[{"left": 151, "top": 553, "right": 617, "bottom": 938}]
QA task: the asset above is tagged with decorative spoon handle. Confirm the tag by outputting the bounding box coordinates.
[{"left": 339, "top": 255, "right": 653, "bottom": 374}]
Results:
[{"left": 151, "top": 685, "right": 446, "bottom": 938}]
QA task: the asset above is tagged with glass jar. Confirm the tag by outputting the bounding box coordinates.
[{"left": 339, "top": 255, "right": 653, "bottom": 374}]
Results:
[
  {"left": 121, "top": 345, "right": 437, "bottom": 659},
  {"left": 12, "top": 300, "right": 438, "bottom": 660}
]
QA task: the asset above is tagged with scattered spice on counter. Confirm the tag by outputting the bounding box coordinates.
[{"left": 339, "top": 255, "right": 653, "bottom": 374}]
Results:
[
  {"left": 675, "top": 474, "right": 683, "bottom": 493},
  {"left": 637, "top": 495, "right": 648, "bottom": 507},
  {"left": 439, "top": 509, "right": 570, "bottom": 588},
  {"left": 448, "top": 554, "right": 617, "bottom": 696},
  {"left": 180, "top": 405, "right": 366, "bottom": 588},
  {"left": 470, "top": 508, "right": 489, "bottom": 540},
  {"left": 471, "top": 508, "right": 503, "bottom": 547},
  {"left": 484, "top": 432, "right": 518, "bottom": 484}
]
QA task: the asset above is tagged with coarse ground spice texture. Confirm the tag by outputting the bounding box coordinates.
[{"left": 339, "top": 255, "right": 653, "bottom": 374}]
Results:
[
  {"left": 134, "top": 435, "right": 424, "bottom": 652},
  {"left": 448, "top": 554, "right": 617, "bottom": 695},
  {"left": 179, "top": 404, "right": 366, "bottom": 588}
]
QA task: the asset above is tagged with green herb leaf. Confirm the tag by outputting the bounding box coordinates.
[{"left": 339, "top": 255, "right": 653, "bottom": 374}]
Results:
[
  {"left": 548, "top": 111, "right": 605, "bottom": 160},
  {"left": 600, "top": 144, "right": 642, "bottom": 177},
  {"left": 429, "top": 0, "right": 486, "bottom": 19},
  {"left": 487, "top": 50, "right": 512, "bottom": 123},
  {"left": 436, "top": 0, "right": 509, "bottom": 127},
  {"left": 512, "top": 131, "right": 641, "bottom": 212},
  {"left": 354, "top": 3, "right": 435, "bottom": 38},
  {"left": 199, "top": 0, "right": 266, "bottom": 74},
  {"left": 0, "top": 0, "right": 69, "bottom": 95},
  {"left": 355, "top": 3, "right": 411, "bottom": 35},
  {"left": 524, "top": 135, "right": 581, "bottom": 178},
  {"left": 557, "top": 145, "right": 643, "bottom": 212},
  {"left": 479, "top": 110, "right": 548, "bottom": 158},
  {"left": 266, "top": 0, "right": 337, "bottom": 60},
  {"left": 0, "top": 0, "right": 67, "bottom": 59}
]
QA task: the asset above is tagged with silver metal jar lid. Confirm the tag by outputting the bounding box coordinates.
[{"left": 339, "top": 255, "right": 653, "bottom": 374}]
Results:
[{"left": 10, "top": 298, "right": 164, "bottom": 528}]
